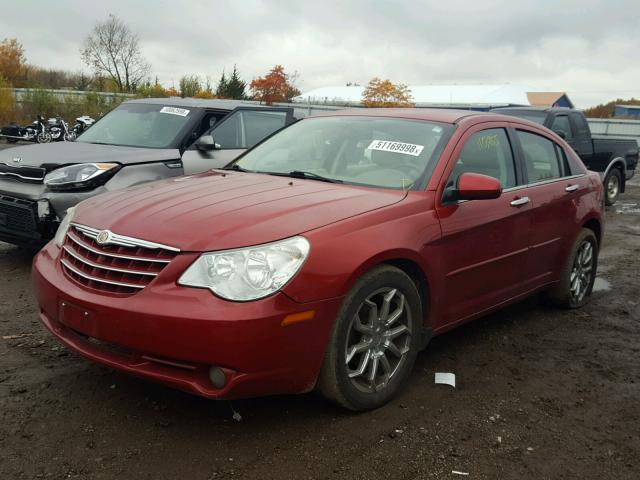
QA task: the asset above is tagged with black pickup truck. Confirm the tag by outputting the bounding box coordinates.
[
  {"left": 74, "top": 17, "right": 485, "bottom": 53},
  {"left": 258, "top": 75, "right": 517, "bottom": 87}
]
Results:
[
  {"left": 493, "top": 107, "right": 639, "bottom": 205},
  {"left": 0, "top": 98, "right": 315, "bottom": 246}
]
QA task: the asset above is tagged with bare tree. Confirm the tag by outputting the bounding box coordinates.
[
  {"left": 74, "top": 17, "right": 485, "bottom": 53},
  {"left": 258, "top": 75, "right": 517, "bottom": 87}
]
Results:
[{"left": 81, "top": 14, "right": 150, "bottom": 93}]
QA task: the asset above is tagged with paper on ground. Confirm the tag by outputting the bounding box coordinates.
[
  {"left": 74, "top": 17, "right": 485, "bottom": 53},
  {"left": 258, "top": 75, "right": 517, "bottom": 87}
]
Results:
[{"left": 434, "top": 372, "right": 456, "bottom": 388}]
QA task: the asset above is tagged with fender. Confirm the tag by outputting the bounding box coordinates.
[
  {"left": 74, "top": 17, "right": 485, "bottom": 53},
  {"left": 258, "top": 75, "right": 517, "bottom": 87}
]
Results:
[{"left": 600, "top": 157, "right": 627, "bottom": 191}]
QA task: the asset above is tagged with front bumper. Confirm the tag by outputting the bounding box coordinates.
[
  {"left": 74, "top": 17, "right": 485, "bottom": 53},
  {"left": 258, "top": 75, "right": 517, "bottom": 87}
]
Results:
[
  {"left": 0, "top": 178, "right": 106, "bottom": 245},
  {"left": 32, "top": 243, "right": 343, "bottom": 399}
]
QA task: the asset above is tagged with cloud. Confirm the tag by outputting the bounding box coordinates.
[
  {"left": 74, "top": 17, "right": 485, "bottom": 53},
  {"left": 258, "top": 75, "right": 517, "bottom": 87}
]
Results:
[{"left": 1, "top": 0, "right": 638, "bottom": 107}]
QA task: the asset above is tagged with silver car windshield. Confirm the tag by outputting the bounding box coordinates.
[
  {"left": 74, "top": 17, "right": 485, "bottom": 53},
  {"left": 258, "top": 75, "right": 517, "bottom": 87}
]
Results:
[
  {"left": 77, "top": 103, "right": 192, "bottom": 149},
  {"left": 234, "top": 116, "right": 453, "bottom": 190}
]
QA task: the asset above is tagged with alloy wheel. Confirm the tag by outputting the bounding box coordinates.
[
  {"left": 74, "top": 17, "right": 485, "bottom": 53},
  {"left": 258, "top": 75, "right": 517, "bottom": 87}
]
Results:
[
  {"left": 607, "top": 174, "right": 619, "bottom": 201},
  {"left": 344, "top": 288, "right": 412, "bottom": 393},
  {"left": 570, "top": 240, "right": 594, "bottom": 303}
]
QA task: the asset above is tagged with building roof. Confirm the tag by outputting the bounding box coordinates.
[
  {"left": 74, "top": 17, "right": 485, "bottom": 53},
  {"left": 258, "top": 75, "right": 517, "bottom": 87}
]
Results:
[
  {"left": 295, "top": 84, "right": 551, "bottom": 107},
  {"left": 526, "top": 92, "right": 573, "bottom": 108}
]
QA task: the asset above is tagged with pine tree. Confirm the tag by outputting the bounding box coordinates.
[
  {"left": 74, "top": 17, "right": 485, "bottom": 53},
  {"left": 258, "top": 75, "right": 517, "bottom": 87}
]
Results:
[
  {"left": 226, "top": 65, "right": 247, "bottom": 100},
  {"left": 216, "top": 70, "right": 229, "bottom": 98}
]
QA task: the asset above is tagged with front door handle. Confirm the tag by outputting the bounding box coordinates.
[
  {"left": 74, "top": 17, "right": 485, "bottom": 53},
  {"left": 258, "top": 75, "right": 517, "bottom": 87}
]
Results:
[
  {"left": 565, "top": 184, "right": 579, "bottom": 192},
  {"left": 510, "top": 196, "right": 530, "bottom": 207}
]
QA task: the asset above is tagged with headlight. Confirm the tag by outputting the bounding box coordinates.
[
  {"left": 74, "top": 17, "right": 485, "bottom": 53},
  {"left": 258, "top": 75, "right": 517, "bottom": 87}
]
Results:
[
  {"left": 178, "top": 236, "right": 310, "bottom": 301},
  {"left": 44, "top": 163, "right": 120, "bottom": 191},
  {"left": 53, "top": 206, "right": 76, "bottom": 247}
]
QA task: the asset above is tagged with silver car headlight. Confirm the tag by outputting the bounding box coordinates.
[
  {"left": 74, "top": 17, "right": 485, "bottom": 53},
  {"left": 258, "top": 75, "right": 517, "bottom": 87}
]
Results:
[
  {"left": 44, "top": 163, "right": 120, "bottom": 191},
  {"left": 178, "top": 236, "right": 310, "bottom": 301},
  {"left": 53, "top": 206, "right": 76, "bottom": 247}
]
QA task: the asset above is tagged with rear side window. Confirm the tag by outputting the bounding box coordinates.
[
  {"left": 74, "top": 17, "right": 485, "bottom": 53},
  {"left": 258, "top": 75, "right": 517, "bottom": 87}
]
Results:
[
  {"left": 550, "top": 115, "right": 573, "bottom": 141},
  {"left": 517, "top": 130, "right": 565, "bottom": 183},
  {"left": 448, "top": 128, "right": 517, "bottom": 189}
]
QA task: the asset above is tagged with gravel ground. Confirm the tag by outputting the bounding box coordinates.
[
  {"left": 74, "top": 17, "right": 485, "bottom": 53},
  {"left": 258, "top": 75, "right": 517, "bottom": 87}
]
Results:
[{"left": 1, "top": 139, "right": 639, "bottom": 479}]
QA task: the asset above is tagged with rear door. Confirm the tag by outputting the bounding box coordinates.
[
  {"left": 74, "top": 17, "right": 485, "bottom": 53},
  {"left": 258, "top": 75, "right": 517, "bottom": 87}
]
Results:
[
  {"left": 513, "top": 125, "right": 590, "bottom": 286},
  {"left": 435, "top": 123, "right": 533, "bottom": 326},
  {"left": 182, "top": 107, "right": 293, "bottom": 174}
]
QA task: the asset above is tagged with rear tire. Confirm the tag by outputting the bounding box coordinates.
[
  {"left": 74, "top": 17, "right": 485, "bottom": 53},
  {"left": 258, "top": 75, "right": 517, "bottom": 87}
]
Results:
[
  {"left": 317, "top": 265, "right": 422, "bottom": 411},
  {"left": 543, "top": 228, "right": 598, "bottom": 309},
  {"left": 604, "top": 168, "right": 622, "bottom": 206}
]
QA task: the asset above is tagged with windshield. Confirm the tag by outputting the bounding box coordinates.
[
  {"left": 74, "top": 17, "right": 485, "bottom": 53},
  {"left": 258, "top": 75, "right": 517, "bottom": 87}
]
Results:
[
  {"left": 77, "top": 103, "right": 193, "bottom": 148},
  {"left": 234, "top": 116, "right": 453, "bottom": 190},
  {"left": 496, "top": 110, "right": 547, "bottom": 125}
]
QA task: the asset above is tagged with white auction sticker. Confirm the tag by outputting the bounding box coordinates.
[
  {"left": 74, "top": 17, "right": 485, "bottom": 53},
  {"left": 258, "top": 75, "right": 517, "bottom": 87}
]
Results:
[
  {"left": 160, "top": 106, "right": 190, "bottom": 117},
  {"left": 367, "top": 140, "right": 424, "bottom": 157}
]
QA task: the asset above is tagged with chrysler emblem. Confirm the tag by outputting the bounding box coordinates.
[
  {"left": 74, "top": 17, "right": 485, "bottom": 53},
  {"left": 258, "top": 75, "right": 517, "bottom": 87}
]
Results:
[
  {"left": 12, "top": 157, "right": 21, "bottom": 164},
  {"left": 95, "top": 230, "right": 111, "bottom": 245}
]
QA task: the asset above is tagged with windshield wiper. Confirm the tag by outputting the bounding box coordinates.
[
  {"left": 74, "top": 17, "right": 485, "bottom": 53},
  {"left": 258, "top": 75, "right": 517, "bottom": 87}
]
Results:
[
  {"left": 223, "top": 164, "right": 250, "bottom": 172},
  {"left": 267, "top": 170, "right": 343, "bottom": 183}
]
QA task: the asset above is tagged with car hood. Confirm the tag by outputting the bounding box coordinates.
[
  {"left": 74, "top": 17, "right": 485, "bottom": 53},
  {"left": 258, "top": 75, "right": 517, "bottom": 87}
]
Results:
[
  {"left": 74, "top": 171, "right": 407, "bottom": 251},
  {"left": 0, "top": 141, "right": 180, "bottom": 169}
]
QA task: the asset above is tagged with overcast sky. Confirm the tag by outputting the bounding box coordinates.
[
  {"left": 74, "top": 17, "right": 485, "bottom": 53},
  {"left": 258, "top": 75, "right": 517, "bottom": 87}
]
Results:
[{"left": 1, "top": 0, "right": 638, "bottom": 108}]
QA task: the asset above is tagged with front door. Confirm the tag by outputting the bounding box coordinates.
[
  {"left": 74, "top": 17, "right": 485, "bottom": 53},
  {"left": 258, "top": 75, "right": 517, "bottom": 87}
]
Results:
[
  {"left": 182, "top": 107, "right": 293, "bottom": 174},
  {"left": 435, "top": 125, "right": 532, "bottom": 326}
]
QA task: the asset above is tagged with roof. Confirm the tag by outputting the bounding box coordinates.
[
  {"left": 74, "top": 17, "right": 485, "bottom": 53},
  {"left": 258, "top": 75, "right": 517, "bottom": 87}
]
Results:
[
  {"left": 615, "top": 104, "right": 640, "bottom": 110},
  {"left": 526, "top": 92, "right": 573, "bottom": 108},
  {"left": 295, "top": 84, "right": 542, "bottom": 107},
  {"left": 492, "top": 106, "right": 573, "bottom": 114},
  {"left": 309, "top": 107, "right": 510, "bottom": 125},
  {"left": 126, "top": 97, "right": 269, "bottom": 110}
]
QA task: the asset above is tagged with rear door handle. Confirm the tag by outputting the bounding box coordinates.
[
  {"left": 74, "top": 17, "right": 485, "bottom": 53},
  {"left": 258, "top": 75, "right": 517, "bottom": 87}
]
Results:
[
  {"left": 510, "top": 197, "right": 530, "bottom": 207},
  {"left": 565, "top": 184, "right": 579, "bottom": 192}
]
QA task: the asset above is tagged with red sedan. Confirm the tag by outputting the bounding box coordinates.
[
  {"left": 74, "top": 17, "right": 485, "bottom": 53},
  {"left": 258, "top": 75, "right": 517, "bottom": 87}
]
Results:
[{"left": 32, "top": 109, "right": 604, "bottom": 410}]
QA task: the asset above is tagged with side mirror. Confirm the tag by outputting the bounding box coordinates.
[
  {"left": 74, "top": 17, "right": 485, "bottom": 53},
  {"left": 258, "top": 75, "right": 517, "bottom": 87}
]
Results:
[
  {"left": 195, "top": 135, "right": 216, "bottom": 151},
  {"left": 456, "top": 172, "right": 502, "bottom": 201},
  {"left": 553, "top": 129, "right": 566, "bottom": 140}
]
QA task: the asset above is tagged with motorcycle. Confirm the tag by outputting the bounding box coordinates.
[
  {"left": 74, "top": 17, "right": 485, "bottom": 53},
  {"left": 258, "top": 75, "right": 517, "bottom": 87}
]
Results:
[
  {"left": 0, "top": 116, "right": 51, "bottom": 143},
  {"left": 72, "top": 115, "right": 95, "bottom": 137},
  {"left": 48, "top": 116, "right": 77, "bottom": 142}
]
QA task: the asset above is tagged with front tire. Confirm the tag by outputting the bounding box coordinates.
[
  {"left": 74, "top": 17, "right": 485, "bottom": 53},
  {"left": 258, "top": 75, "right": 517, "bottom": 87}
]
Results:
[
  {"left": 604, "top": 168, "right": 622, "bottom": 206},
  {"left": 317, "top": 265, "right": 422, "bottom": 411},
  {"left": 37, "top": 132, "right": 52, "bottom": 143},
  {"left": 544, "top": 228, "right": 598, "bottom": 309}
]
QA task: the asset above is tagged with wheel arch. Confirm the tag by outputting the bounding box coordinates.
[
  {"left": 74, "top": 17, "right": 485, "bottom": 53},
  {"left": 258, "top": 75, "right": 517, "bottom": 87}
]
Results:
[
  {"left": 582, "top": 217, "right": 602, "bottom": 247},
  {"left": 343, "top": 250, "right": 433, "bottom": 333},
  {"left": 603, "top": 157, "right": 626, "bottom": 193}
]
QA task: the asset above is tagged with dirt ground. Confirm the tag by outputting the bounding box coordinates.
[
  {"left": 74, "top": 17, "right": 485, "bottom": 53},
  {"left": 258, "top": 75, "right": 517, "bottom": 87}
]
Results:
[{"left": 1, "top": 140, "right": 639, "bottom": 479}]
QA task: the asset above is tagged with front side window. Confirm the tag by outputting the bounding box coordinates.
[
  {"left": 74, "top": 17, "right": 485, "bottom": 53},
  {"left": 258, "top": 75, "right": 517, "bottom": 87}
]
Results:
[
  {"left": 570, "top": 112, "right": 590, "bottom": 136},
  {"left": 77, "top": 103, "right": 193, "bottom": 149},
  {"left": 211, "top": 110, "right": 289, "bottom": 150},
  {"left": 234, "top": 116, "right": 454, "bottom": 190},
  {"left": 550, "top": 115, "right": 573, "bottom": 141},
  {"left": 447, "top": 128, "right": 517, "bottom": 189},
  {"left": 517, "top": 130, "right": 564, "bottom": 183}
]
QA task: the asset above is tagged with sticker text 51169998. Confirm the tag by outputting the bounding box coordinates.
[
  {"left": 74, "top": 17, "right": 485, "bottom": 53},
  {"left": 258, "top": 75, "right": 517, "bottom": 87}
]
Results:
[{"left": 367, "top": 140, "right": 424, "bottom": 157}]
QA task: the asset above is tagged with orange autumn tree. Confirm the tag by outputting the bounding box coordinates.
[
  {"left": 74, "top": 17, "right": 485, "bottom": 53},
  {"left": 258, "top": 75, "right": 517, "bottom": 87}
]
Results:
[
  {"left": 361, "top": 78, "right": 415, "bottom": 108},
  {"left": 250, "top": 65, "right": 299, "bottom": 105},
  {"left": 0, "top": 38, "right": 26, "bottom": 82}
]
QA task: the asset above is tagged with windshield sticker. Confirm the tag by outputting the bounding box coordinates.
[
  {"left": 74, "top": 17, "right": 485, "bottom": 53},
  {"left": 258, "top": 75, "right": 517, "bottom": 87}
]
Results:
[
  {"left": 367, "top": 140, "right": 425, "bottom": 157},
  {"left": 160, "top": 106, "right": 190, "bottom": 117}
]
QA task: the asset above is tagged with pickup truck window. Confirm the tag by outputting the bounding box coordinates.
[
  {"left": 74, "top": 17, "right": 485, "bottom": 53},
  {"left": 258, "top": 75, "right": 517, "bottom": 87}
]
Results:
[
  {"left": 212, "top": 110, "right": 289, "bottom": 150},
  {"left": 550, "top": 115, "right": 573, "bottom": 141},
  {"left": 77, "top": 103, "right": 192, "bottom": 149},
  {"left": 498, "top": 110, "right": 546, "bottom": 125},
  {"left": 517, "top": 130, "right": 565, "bottom": 183},
  {"left": 569, "top": 112, "right": 590, "bottom": 136},
  {"left": 448, "top": 128, "right": 517, "bottom": 189}
]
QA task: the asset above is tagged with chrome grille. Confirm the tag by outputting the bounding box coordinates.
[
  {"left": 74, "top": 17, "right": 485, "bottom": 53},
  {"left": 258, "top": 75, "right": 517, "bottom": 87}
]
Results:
[{"left": 60, "top": 224, "right": 179, "bottom": 295}]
